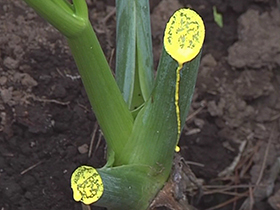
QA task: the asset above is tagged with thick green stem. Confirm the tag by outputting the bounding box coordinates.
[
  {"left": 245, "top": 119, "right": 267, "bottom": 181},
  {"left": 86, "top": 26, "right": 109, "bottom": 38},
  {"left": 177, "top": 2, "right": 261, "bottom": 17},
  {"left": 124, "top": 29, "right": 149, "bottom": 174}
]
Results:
[
  {"left": 23, "top": 0, "right": 134, "bottom": 159},
  {"left": 95, "top": 165, "right": 164, "bottom": 210},
  {"left": 116, "top": 48, "right": 201, "bottom": 172},
  {"left": 23, "top": 0, "right": 87, "bottom": 37},
  {"left": 66, "top": 22, "right": 134, "bottom": 159}
]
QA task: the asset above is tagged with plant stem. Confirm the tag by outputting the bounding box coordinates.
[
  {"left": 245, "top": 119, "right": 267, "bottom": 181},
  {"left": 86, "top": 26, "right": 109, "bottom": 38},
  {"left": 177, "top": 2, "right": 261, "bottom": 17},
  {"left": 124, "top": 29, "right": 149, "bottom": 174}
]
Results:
[
  {"left": 23, "top": 0, "right": 87, "bottom": 37},
  {"left": 95, "top": 165, "right": 163, "bottom": 210},
  {"left": 116, "top": 0, "right": 154, "bottom": 110},
  {"left": 66, "top": 22, "right": 134, "bottom": 160},
  {"left": 23, "top": 0, "right": 134, "bottom": 160},
  {"left": 116, "top": 48, "right": 201, "bottom": 172}
]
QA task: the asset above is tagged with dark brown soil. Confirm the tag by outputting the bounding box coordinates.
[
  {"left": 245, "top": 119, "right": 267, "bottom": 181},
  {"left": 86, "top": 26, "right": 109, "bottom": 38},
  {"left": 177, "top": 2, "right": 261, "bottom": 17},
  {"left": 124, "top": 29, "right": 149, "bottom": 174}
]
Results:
[{"left": 0, "top": 0, "right": 279, "bottom": 210}]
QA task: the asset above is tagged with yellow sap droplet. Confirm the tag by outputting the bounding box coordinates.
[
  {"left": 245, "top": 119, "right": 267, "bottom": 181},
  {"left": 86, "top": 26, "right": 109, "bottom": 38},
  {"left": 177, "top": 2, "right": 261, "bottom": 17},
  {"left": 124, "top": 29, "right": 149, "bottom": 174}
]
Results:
[
  {"left": 163, "top": 8, "right": 205, "bottom": 152},
  {"left": 71, "top": 165, "right": 104, "bottom": 205},
  {"left": 164, "top": 8, "right": 205, "bottom": 64}
]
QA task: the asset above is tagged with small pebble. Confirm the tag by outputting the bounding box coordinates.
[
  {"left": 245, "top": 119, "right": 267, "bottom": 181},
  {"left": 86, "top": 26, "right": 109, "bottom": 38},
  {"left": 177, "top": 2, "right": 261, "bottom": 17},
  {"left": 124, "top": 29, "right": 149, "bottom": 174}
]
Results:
[
  {"left": 24, "top": 191, "right": 33, "bottom": 199},
  {"left": 21, "top": 73, "right": 38, "bottom": 87},
  {"left": 78, "top": 144, "right": 88, "bottom": 154},
  {"left": 3, "top": 57, "right": 19, "bottom": 70},
  {"left": 0, "top": 76, "right": 7, "bottom": 85},
  {"left": 1, "top": 88, "right": 13, "bottom": 103}
]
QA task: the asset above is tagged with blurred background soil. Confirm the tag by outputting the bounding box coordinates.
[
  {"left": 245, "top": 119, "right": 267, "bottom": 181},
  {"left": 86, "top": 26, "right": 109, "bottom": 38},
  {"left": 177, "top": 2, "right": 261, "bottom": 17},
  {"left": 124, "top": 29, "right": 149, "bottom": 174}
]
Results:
[{"left": 0, "top": 0, "right": 279, "bottom": 210}]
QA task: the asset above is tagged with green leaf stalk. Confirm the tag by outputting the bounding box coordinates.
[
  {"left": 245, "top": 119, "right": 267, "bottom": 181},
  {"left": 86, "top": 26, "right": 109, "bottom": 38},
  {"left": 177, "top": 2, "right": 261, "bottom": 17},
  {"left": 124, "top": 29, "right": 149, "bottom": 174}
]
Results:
[{"left": 22, "top": 0, "right": 205, "bottom": 209}]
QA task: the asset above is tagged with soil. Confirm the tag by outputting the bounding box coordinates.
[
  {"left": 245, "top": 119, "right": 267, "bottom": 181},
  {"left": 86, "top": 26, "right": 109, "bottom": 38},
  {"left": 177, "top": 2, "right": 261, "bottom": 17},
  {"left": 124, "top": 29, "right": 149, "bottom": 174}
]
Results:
[{"left": 0, "top": 0, "right": 280, "bottom": 210}]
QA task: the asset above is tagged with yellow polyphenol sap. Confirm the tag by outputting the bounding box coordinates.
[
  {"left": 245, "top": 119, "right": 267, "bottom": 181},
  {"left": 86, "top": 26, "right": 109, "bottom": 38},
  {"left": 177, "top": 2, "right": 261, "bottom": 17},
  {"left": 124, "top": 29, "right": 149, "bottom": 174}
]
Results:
[
  {"left": 71, "top": 165, "right": 104, "bottom": 205},
  {"left": 164, "top": 8, "right": 205, "bottom": 152}
]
